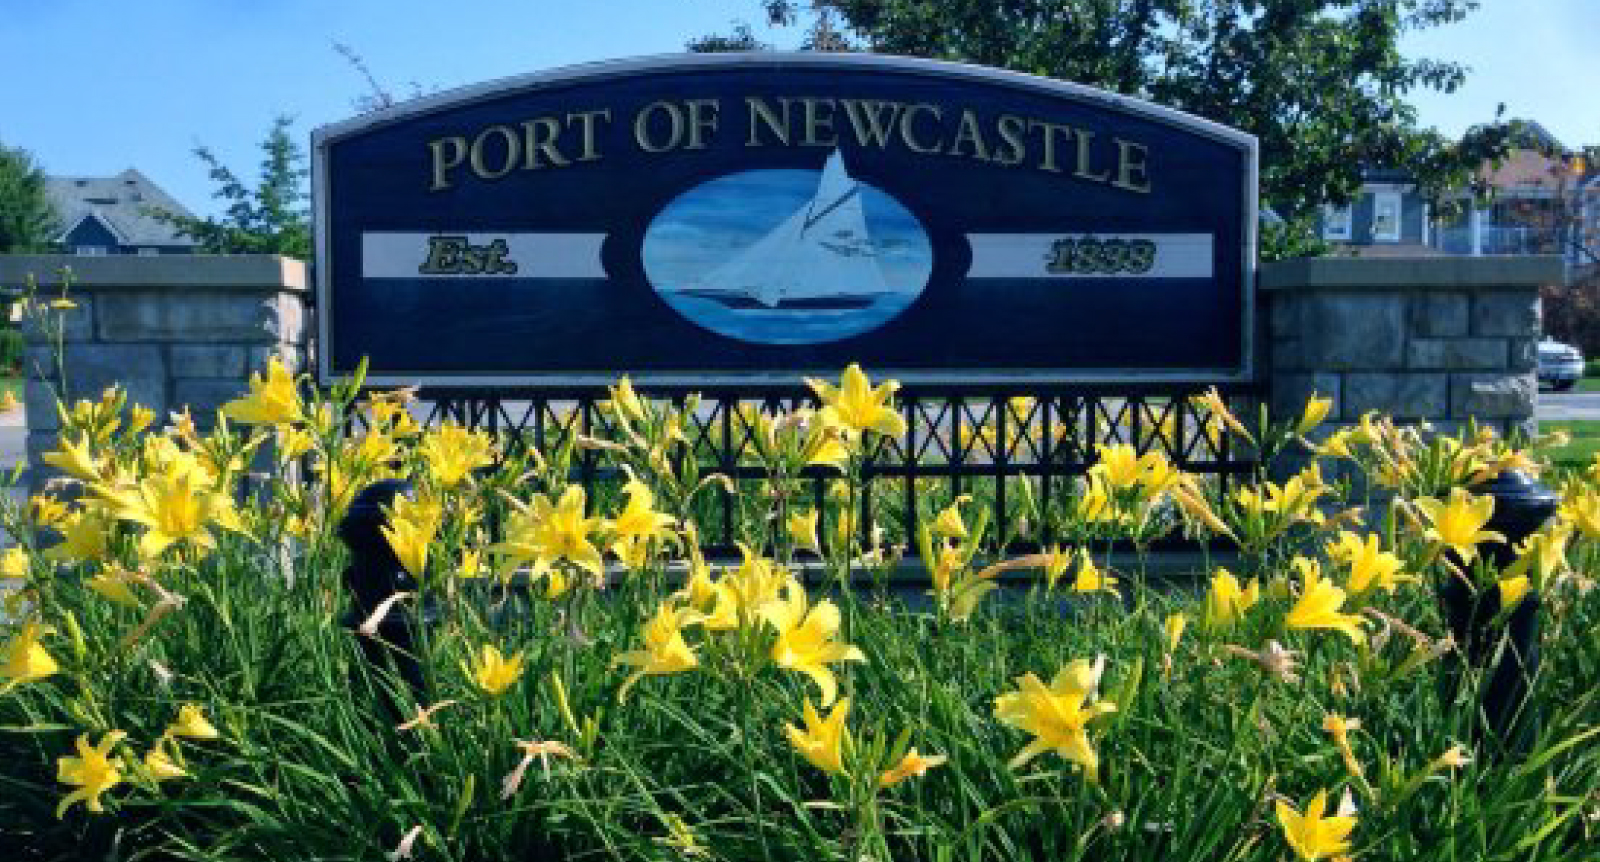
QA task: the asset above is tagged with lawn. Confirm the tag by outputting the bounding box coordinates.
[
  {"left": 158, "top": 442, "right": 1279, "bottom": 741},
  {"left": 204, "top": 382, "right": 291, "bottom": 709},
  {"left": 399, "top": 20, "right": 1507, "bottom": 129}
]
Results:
[{"left": 1540, "top": 418, "right": 1600, "bottom": 465}]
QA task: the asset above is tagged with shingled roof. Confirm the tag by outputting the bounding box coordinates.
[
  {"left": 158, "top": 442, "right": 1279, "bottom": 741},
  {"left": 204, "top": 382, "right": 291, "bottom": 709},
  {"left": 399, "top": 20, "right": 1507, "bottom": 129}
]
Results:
[{"left": 46, "top": 168, "right": 197, "bottom": 248}]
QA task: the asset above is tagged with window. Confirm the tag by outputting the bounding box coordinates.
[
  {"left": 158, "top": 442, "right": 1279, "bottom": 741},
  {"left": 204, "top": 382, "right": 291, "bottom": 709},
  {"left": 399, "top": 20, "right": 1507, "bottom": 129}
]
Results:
[
  {"left": 74, "top": 246, "right": 108, "bottom": 256},
  {"left": 137, "top": 247, "right": 159, "bottom": 257},
  {"left": 1372, "top": 192, "right": 1402, "bottom": 242},
  {"left": 1322, "top": 204, "right": 1353, "bottom": 241}
]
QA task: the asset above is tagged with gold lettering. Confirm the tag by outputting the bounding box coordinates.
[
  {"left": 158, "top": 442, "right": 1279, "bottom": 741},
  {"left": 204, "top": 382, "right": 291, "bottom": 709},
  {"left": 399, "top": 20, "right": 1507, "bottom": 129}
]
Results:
[
  {"left": 1074, "top": 130, "right": 1110, "bottom": 182},
  {"left": 428, "top": 136, "right": 468, "bottom": 191},
  {"left": 1028, "top": 120, "right": 1075, "bottom": 173},
  {"left": 839, "top": 99, "right": 902, "bottom": 148},
  {"left": 745, "top": 97, "right": 792, "bottom": 146},
  {"left": 520, "top": 117, "right": 571, "bottom": 170},
  {"left": 419, "top": 235, "right": 466, "bottom": 273},
  {"left": 567, "top": 109, "right": 611, "bottom": 161},
  {"left": 469, "top": 125, "right": 520, "bottom": 180},
  {"left": 949, "top": 109, "right": 991, "bottom": 161},
  {"left": 899, "top": 103, "right": 944, "bottom": 154},
  {"left": 801, "top": 98, "right": 838, "bottom": 146},
  {"left": 684, "top": 99, "right": 720, "bottom": 150},
  {"left": 1112, "top": 138, "right": 1152, "bottom": 193},
  {"left": 635, "top": 100, "right": 686, "bottom": 153},
  {"left": 993, "top": 114, "right": 1027, "bottom": 166}
]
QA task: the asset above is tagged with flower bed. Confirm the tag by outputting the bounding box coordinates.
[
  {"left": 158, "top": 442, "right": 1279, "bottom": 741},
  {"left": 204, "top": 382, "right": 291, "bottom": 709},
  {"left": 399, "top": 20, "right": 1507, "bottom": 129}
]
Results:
[{"left": 1, "top": 339, "right": 1597, "bottom": 858}]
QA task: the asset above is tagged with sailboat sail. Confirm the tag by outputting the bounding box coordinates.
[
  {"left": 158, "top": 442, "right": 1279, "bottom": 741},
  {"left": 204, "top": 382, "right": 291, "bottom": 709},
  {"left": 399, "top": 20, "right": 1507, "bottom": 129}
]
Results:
[{"left": 685, "top": 151, "right": 888, "bottom": 309}]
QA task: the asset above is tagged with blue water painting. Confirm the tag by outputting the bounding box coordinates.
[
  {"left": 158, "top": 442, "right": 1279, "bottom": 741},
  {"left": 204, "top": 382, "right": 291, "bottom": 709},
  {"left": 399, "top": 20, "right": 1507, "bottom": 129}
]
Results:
[{"left": 642, "top": 162, "right": 933, "bottom": 345}]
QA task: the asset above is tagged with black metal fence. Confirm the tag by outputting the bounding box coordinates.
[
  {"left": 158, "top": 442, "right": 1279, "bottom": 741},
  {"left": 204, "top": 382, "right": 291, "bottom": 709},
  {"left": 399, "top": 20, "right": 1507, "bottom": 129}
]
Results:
[{"left": 388, "top": 381, "right": 1264, "bottom": 555}]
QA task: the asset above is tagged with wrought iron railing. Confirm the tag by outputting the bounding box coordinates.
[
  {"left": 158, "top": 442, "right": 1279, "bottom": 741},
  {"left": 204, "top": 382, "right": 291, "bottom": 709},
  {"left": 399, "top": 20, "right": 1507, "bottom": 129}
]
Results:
[{"left": 386, "top": 382, "right": 1263, "bottom": 556}]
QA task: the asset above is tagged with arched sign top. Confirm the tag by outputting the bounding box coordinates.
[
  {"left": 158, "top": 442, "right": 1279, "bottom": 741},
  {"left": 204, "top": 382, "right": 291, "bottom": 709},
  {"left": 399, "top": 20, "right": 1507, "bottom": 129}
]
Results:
[{"left": 314, "top": 52, "right": 1257, "bottom": 387}]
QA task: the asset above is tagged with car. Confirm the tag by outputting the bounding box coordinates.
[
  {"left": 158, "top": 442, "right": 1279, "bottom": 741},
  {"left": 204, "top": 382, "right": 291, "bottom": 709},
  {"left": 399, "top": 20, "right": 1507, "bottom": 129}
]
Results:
[{"left": 1537, "top": 337, "right": 1584, "bottom": 391}]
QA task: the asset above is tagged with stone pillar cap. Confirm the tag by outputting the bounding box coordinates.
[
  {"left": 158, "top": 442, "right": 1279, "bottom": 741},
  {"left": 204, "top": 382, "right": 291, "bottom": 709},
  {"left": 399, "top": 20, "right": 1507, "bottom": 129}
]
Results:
[{"left": 1260, "top": 256, "right": 1562, "bottom": 291}]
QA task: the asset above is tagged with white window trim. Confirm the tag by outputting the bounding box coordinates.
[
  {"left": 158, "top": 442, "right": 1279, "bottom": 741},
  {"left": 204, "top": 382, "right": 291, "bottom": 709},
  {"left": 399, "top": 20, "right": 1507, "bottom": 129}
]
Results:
[
  {"left": 1323, "top": 204, "right": 1353, "bottom": 241},
  {"left": 1372, "top": 191, "right": 1402, "bottom": 243},
  {"left": 74, "top": 245, "right": 108, "bottom": 256}
]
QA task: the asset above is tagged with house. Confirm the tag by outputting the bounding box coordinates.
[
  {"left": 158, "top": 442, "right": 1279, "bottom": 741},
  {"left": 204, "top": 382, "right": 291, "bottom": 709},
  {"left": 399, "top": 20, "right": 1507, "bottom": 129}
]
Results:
[
  {"left": 45, "top": 168, "right": 197, "bottom": 256},
  {"left": 1318, "top": 121, "right": 1598, "bottom": 276}
]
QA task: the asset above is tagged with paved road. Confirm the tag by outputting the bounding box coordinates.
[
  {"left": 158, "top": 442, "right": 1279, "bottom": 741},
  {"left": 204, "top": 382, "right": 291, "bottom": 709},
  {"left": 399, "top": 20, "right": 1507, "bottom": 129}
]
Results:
[{"left": 1537, "top": 391, "right": 1600, "bottom": 421}]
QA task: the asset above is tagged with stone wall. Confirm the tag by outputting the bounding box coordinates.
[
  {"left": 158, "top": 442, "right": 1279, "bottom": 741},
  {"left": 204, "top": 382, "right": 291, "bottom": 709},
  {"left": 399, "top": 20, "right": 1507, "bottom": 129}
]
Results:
[
  {"left": 1263, "top": 256, "right": 1562, "bottom": 441},
  {"left": 0, "top": 255, "right": 307, "bottom": 492}
]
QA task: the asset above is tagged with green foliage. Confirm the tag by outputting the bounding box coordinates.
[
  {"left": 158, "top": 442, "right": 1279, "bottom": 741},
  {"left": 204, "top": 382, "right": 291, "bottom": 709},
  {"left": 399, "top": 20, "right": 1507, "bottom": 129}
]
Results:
[
  {"left": 149, "top": 116, "right": 310, "bottom": 259},
  {"left": 724, "top": 0, "right": 1518, "bottom": 226},
  {"left": 0, "top": 142, "right": 60, "bottom": 253}
]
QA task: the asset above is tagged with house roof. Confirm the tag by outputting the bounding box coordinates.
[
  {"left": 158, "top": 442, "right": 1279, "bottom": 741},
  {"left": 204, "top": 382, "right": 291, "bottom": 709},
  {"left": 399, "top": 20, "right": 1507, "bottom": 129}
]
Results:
[{"left": 46, "top": 168, "right": 197, "bottom": 247}]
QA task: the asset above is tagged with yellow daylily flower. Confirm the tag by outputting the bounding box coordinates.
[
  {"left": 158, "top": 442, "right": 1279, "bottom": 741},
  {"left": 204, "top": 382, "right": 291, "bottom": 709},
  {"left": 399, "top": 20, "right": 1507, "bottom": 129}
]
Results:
[
  {"left": 220, "top": 355, "right": 302, "bottom": 425},
  {"left": 613, "top": 601, "right": 702, "bottom": 701},
  {"left": 1286, "top": 562, "right": 1365, "bottom": 644},
  {"left": 805, "top": 363, "right": 907, "bottom": 439},
  {"left": 759, "top": 578, "right": 866, "bottom": 707},
  {"left": 463, "top": 644, "right": 526, "bottom": 697},
  {"left": 1, "top": 622, "right": 60, "bottom": 687},
  {"left": 1191, "top": 387, "right": 1254, "bottom": 443},
  {"left": 1073, "top": 550, "right": 1120, "bottom": 597},
  {"left": 1326, "top": 531, "right": 1413, "bottom": 596},
  {"left": 879, "top": 747, "right": 948, "bottom": 789},
  {"left": 603, "top": 375, "right": 648, "bottom": 427},
  {"left": 1558, "top": 486, "right": 1600, "bottom": 539},
  {"left": 169, "top": 703, "right": 220, "bottom": 740},
  {"left": 1497, "top": 575, "right": 1531, "bottom": 611},
  {"left": 995, "top": 655, "right": 1117, "bottom": 773},
  {"left": 786, "top": 696, "right": 851, "bottom": 776},
  {"left": 56, "top": 731, "right": 127, "bottom": 818},
  {"left": 1296, "top": 394, "right": 1333, "bottom": 436},
  {"left": 1414, "top": 488, "right": 1504, "bottom": 564},
  {"left": 0, "top": 389, "right": 19, "bottom": 413},
  {"left": 1502, "top": 522, "right": 1571, "bottom": 588},
  {"left": 787, "top": 508, "right": 821, "bottom": 554},
  {"left": 87, "top": 567, "right": 143, "bottom": 607},
  {"left": 127, "top": 404, "right": 156, "bottom": 435},
  {"left": 930, "top": 495, "right": 972, "bottom": 539},
  {"left": 609, "top": 479, "right": 676, "bottom": 568},
  {"left": 1204, "top": 567, "right": 1260, "bottom": 628},
  {"left": 143, "top": 742, "right": 189, "bottom": 782},
  {"left": 41, "top": 433, "right": 102, "bottom": 483},
  {"left": 1275, "top": 789, "right": 1356, "bottom": 861},
  {"left": 105, "top": 470, "right": 239, "bottom": 560},
  {"left": 42, "top": 507, "right": 115, "bottom": 565},
  {"left": 417, "top": 421, "right": 496, "bottom": 488},
  {"left": 380, "top": 494, "right": 441, "bottom": 580},
  {"left": 1322, "top": 713, "right": 1364, "bottom": 779},
  {"left": 1041, "top": 545, "right": 1072, "bottom": 591},
  {"left": 1164, "top": 613, "right": 1188, "bottom": 653},
  {"left": 1091, "top": 444, "right": 1143, "bottom": 491},
  {"left": 0, "top": 546, "right": 28, "bottom": 579}
]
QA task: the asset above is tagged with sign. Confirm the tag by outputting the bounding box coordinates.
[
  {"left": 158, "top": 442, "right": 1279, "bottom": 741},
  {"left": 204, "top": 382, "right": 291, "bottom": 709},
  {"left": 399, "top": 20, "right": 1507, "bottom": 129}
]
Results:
[{"left": 314, "top": 53, "right": 1257, "bottom": 386}]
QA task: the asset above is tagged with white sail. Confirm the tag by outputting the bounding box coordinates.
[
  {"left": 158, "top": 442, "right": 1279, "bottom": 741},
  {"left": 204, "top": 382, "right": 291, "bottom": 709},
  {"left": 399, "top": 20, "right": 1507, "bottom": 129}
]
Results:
[{"left": 686, "top": 151, "right": 888, "bottom": 308}]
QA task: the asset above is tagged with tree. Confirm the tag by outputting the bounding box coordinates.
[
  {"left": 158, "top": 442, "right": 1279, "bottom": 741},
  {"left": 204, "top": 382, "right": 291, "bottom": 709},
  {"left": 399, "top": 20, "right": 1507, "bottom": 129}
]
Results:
[
  {"left": 150, "top": 115, "right": 310, "bottom": 258},
  {"left": 706, "top": 1, "right": 1515, "bottom": 233},
  {"left": 0, "top": 142, "right": 60, "bottom": 253}
]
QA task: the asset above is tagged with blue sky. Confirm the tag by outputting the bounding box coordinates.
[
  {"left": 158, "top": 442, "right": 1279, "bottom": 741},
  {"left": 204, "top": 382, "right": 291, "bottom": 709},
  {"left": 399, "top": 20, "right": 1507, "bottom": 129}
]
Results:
[{"left": 4, "top": 0, "right": 1595, "bottom": 217}]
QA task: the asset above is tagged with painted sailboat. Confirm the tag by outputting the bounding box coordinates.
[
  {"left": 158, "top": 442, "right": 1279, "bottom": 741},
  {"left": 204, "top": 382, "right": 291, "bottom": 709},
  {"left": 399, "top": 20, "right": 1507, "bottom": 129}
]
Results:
[{"left": 675, "top": 151, "right": 892, "bottom": 310}]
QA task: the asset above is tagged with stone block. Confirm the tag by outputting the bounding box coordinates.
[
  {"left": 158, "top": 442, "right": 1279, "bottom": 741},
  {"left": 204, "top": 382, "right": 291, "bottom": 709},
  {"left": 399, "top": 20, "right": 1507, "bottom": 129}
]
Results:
[
  {"left": 23, "top": 378, "right": 60, "bottom": 432},
  {"left": 1343, "top": 372, "right": 1447, "bottom": 419},
  {"left": 20, "top": 295, "right": 94, "bottom": 343},
  {"left": 1300, "top": 293, "right": 1406, "bottom": 369},
  {"left": 1272, "top": 372, "right": 1341, "bottom": 422},
  {"left": 61, "top": 343, "right": 166, "bottom": 417},
  {"left": 1471, "top": 291, "right": 1540, "bottom": 338},
  {"left": 1451, "top": 373, "right": 1535, "bottom": 419},
  {"left": 248, "top": 343, "right": 303, "bottom": 374},
  {"left": 1508, "top": 338, "right": 1537, "bottom": 372},
  {"left": 173, "top": 379, "right": 247, "bottom": 424},
  {"left": 171, "top": 344, "right": 247, "bottom": 379},
  {"left": 95, "top": 291, "right": 288, "bottom": 343},
  {"left": 1270, "top": 338, "right": 1305, "bottom": 372},
  {"left": 1406, "top": 338, "right": 1507, "bottom": 371},
  {"left": 1268, "top": 295, "right": 1300, "bottom": 339},
  {"left": 1408, "top": 293, "right": 1469, "bottom": 338}
]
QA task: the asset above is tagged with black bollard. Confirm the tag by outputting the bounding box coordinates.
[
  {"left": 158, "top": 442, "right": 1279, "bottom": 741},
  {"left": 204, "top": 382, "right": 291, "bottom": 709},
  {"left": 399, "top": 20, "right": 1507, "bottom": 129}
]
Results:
[
  {"left": 1436, "top": 469, "right": 1556, "bottom": 752},
  {"left": 338, "top": 479, "right": 440, "bottom": 709}
]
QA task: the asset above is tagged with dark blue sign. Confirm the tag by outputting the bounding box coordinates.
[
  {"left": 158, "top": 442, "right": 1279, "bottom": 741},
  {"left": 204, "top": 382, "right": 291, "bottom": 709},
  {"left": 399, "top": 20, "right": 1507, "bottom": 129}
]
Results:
[{"left": 314, "top": 54, "right": 1256, "bottom": 386}]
